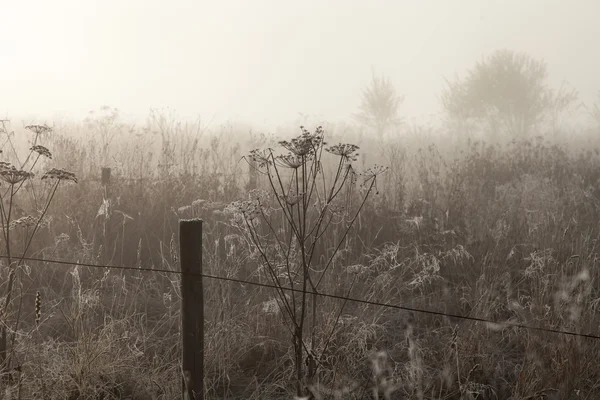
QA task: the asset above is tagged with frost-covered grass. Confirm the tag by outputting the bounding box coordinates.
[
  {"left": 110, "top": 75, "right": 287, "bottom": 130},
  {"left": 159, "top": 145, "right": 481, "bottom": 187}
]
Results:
[{"left": 2, "top": 112, "right": 600, "bottom": 399}]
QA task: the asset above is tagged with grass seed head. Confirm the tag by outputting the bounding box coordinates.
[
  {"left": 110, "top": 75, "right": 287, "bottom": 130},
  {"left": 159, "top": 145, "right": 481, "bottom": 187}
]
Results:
[{"left": 35, "top": 291, "right": 41, "bottom": 325}]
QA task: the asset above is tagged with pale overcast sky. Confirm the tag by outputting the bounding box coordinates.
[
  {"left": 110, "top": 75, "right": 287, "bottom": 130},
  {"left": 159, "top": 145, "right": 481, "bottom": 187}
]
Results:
[{"left": 1, "top": 0, "right": 598, "bottom": 129}]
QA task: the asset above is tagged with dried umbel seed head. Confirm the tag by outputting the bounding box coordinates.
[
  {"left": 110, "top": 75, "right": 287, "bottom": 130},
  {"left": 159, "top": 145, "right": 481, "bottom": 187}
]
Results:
[
  {"left": 225, "top": 199, "right": 267, "bottom": 222},
  {"left": 30, "top": 145, "right": 52, "bottom": 159},
  {"left": 42, "top": 168, "right": 78, "bottom": 183},
  {"left": 56, "top": 233, "right": 70, "bottom": 243},
  {"left": 279, "top": 191, "right": 304, "bottom": 206},
  {"left": 25, "top": 124, "right": 52, "bottom": 135},
  {"left": 248, "top": 149, "right": 272, "bottom": 168},
  {"left": 363, "top": 164, "right": 388, "bottom": 179},
  {"left": 325, "top": 143, "right": 360, "bottom": 161},
  {"left": 279, "top": 126, "right": 325, "bottom": 157},
  {"left": 0, "top": 162, "right": 13, "bottom": 172},
  {"left": 9, "top": 215, "right": 38, "bottom": 230},
  {"left": 0, "top": 165, "right": 34, "bottom": 185},
  {"left": 275, "top": 154, "right": 304, "bottom": 169}
]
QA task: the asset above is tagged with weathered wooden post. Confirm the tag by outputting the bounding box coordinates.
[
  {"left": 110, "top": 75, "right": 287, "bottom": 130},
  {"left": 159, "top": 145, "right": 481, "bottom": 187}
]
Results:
[
  {"left": 101, "top": 167, "right": 111, "bottom": 202},
  {"left": 247, "top": 159, "right": 258, "bottom": 192},
  {"left": 179, "top": 219, "right": 204, "bottom": 400},
  {"left": 101, "top": 167, "right": 111, "bottom": 186}
]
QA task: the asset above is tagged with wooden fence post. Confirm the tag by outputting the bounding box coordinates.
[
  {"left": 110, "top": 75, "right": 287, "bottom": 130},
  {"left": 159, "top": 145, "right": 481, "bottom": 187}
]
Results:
[
  {"left": 247, "top": 159, "right": 258, "bottom": 192},
  {"left": 179, "top": 219, "right": 204, "bottom": 400},
  {"left": 101, "top": 167, "right": 111, "bottom": 186}
]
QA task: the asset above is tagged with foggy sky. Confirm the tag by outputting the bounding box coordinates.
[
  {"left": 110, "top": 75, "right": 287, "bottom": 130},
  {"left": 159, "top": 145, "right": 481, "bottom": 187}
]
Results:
[{"left": 1, "top": 0, "right": 599, "bottom": 129}]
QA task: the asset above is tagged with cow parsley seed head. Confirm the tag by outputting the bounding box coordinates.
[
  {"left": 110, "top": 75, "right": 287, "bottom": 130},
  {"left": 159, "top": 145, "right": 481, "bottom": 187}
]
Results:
[
  {"left": 325, "top": 143, "right": 360, "bottom": 161},
  {"left": 275, "top": 154, "right": 304, "bottom": 169},
  {"left": 30, "top": 145, "right": 52, "bottom": 159},
  {"left": 278, "top": 126, "right": 324, "bottom": 157},
  {"left": 9, "top": 215, "right": 37, "bottom": 230},
  {"left": 42, "top": 168, "right": 78, "bottom": 183},
  {"left": 363, "top": 165, "right": 388, "bottom": 179},
  {"left": 279, "top": 191, "right": 304, "bottom": 206},
  {"left": 248, "top": 149, "right": 272, "bottom": 168},
  {"left": 0, "top": 163, "right": 34, "bottom": 185},
  {"left": 25, "top": 124, "right": 52, "bottom": 136}
]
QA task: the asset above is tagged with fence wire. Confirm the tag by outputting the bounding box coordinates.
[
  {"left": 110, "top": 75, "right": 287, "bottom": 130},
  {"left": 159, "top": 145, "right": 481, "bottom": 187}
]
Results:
[{"left": 0, "top": 254, "right": 599, "bottom": 340}]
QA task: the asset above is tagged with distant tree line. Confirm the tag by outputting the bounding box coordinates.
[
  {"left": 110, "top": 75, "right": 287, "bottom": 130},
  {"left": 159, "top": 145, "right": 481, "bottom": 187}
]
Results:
[{"left": 354, "top": 49, "right": 595, "bottom": 140}]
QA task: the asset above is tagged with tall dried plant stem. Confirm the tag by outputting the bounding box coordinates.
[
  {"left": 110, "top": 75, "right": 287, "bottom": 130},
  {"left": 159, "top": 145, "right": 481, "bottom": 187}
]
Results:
[{"left": 0, "top": 180, "right": 60, "bottom": 374}]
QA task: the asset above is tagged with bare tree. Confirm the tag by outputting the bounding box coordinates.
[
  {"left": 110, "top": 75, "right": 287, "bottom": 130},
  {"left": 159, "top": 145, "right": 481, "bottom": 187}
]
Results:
[
  {"left": 353, "top": 70, "right": 404, "bottom": 137},
  {"left": 591, "top": 90, "right": 600, "bottom": 131},
  {"left": 84, "top": 106, "right": 124, "bottom": 166},
  {"left": 441, "top": 49, "right": 578, "bottom": 139},
  {"left": 547, "top": 81, "right": 580, "bottom": 136}
]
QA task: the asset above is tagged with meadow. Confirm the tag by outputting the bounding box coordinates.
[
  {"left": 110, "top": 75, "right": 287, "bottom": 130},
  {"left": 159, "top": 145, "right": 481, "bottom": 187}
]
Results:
[{"left": 1, "top": 108, "right": 600, "bottom": 399}]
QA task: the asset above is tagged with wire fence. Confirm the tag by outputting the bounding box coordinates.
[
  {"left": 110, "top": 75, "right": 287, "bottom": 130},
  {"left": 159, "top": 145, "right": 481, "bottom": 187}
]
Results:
[
  {"left": 1, "top": 254, "right": 599, "bottom": 341},
  {"left": 78, "top": 171, "right": 252, "bottom": 183}
]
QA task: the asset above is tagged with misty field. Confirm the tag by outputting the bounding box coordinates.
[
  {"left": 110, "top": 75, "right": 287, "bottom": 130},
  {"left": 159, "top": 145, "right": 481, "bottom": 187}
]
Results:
[{"left": 0, "top": 107, "right": 599, "bottom": 400}]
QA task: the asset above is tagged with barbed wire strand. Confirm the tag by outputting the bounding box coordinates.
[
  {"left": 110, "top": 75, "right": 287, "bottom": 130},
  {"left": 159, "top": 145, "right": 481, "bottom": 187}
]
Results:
[{"left": 1, "top": 254, "right": 600, "bottom": 341}]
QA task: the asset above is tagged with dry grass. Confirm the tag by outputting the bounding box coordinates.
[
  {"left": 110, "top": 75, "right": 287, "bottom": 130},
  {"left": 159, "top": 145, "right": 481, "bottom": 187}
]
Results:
[{"left": 1, "top": 113, "right": 600, "bottom": 399}]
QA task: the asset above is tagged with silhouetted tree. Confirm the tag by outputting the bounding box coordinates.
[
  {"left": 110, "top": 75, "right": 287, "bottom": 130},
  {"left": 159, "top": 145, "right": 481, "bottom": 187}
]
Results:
[
  {"left": 441, "top": 49, "right": 578, "bottom": 138},
  {"left": 354, "top": 70, "right": 404, "bottom": 137},
  {"left": 84, "top": 106, "right": 124, "bottom": 165},
  {"left": 591, "top": 91, "right": 600, "bottom": 131},
  {"left": 546, "top": 81, "right": 580, "bottom": 136}
]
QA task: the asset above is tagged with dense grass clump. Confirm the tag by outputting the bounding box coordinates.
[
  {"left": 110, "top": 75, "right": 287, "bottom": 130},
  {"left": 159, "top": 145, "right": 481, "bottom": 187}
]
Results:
[{"left": 1, "top": 112, "right": 600, "bottom": 399}]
